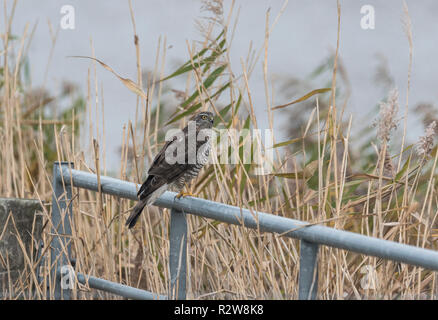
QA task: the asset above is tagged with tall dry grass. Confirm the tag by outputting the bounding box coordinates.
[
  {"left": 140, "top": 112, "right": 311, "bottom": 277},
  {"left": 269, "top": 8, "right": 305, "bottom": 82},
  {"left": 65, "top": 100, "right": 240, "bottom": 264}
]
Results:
[{"left": 1, "top": 0, "right": 438, "bottom": 299}]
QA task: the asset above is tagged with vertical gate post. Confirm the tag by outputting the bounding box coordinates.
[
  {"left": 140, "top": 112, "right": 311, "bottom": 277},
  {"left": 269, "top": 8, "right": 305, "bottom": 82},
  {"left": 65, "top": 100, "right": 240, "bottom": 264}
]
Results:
[
  {"left": 51, "top": 162, "right": 74, "bottom": 300},
  {"left": 298, "top": 239, "right": 319, "bottom": 300},
  {"left": 169, "top": 208, "right": 187, "bottom": 300}
]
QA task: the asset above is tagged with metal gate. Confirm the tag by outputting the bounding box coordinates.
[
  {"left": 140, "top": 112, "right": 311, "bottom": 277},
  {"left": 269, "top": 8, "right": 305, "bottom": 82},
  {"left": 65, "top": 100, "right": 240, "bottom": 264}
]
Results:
[{"left": 47, "top": 162, "right": 438, "bottom": 300}]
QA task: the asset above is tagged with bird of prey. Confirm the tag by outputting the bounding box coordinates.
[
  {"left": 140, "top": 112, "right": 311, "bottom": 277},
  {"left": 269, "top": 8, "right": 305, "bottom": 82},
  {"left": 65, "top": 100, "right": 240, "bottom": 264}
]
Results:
[{"left": 126, "top": 111, "right": 214, "bottom": 228}]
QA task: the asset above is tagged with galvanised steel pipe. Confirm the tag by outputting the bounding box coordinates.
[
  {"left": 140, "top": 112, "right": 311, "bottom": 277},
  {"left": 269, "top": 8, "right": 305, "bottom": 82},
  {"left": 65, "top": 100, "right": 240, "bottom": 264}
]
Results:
[
  {"left": 60, "top": 167, "right": 438, "bottom": 271},
  {"left": 56, "top": 269, "right": 167, "bottom": 300},
  {"left": 169, "top": 208, "right": 188, "bottom": 300},
  {"left": 51, "top": 162, "right": 74, "bottom": 300},
  {"left": 298, "top": 240, "right": 319, "bottom": 300}
]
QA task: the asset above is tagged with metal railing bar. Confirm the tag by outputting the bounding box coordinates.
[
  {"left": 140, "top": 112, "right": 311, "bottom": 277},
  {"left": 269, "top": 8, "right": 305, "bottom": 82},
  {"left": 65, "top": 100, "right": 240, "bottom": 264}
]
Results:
[
  {"left": 298, "top": 240, "right": 319, "bottom": 300},
  {"left": 169, "top": 208, "right": 188, "bottom": 300},
  {"left": 59, "top": 167, "right": 438, "bottom": 272},
  {"left": 56, "top": 269, "right": 167, "bottom": 300},
  {"left": 51, "top": 162, "right": 74, "bottom": 300}
]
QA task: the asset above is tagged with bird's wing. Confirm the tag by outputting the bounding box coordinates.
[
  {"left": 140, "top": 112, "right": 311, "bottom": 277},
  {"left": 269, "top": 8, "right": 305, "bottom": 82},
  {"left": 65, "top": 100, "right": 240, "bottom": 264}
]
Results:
[
  {"left": 147, "top": 130, "right": 190, "bottom": 182},
  {"left": 148, "top": 125, "right": 210, "bottom": 183},
  {"left": 148, "top": 139, "right": 175, "bottom": 174}
]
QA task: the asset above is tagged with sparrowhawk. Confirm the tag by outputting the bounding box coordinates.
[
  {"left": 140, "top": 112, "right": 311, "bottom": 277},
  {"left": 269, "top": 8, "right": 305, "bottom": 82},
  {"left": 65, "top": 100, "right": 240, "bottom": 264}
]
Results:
[{"left": 126, "top": 111, "right": 214, "bottom": 228}]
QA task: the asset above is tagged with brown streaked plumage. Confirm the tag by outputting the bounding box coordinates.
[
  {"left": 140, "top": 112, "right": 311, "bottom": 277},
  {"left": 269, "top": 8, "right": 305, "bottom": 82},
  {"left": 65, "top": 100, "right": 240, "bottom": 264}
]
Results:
[{"left": 126, "top": 111, "right": 214, "bottom": 228}]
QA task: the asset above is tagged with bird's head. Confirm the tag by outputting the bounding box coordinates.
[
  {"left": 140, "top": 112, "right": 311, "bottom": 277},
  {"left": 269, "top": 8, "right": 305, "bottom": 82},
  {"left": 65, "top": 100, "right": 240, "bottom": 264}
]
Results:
[{"left": 191, "top": 111, "right": 214, "bottom": 129}]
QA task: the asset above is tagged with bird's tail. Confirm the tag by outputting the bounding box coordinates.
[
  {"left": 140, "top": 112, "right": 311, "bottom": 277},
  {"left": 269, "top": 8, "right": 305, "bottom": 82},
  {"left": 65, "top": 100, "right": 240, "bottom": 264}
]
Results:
[
  {"left": 126, "top": 175, "right": 166, "bottom": 229},
  {"left": 126, "top": 199, "right": 148, "bottom": 229}
]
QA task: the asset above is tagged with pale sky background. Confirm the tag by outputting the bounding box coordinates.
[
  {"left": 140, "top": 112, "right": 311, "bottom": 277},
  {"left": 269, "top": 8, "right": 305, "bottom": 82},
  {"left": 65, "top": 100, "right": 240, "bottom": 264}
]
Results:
[{"left": 6, "top": 0, "right": 438, "bottom": 170}]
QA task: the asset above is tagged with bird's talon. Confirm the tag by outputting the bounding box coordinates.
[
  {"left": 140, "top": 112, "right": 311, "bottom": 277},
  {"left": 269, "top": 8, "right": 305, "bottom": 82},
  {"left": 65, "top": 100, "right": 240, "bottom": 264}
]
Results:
[{"left": 175, "top": 191, "right": 194, "bottom": 200}]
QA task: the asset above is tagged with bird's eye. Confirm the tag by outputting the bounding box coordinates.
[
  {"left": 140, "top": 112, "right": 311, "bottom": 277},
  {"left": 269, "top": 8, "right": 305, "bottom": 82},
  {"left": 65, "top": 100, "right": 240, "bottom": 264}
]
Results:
[{"left": 201, "top": 115, "right": 207, "bottom": 120}]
